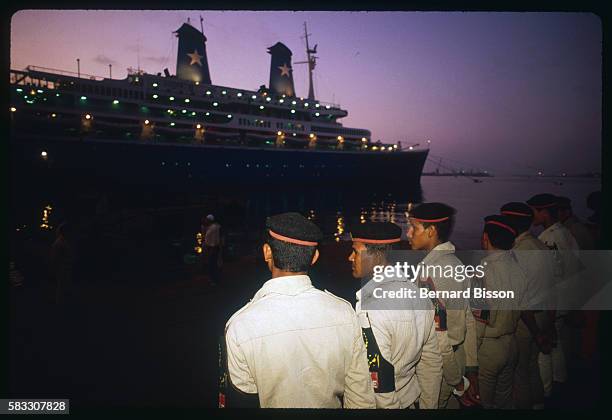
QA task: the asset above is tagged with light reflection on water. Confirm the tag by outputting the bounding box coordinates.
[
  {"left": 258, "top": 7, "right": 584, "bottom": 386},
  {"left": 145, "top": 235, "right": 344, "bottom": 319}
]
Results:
[
  {"left": 194, "top": 232, "right": 203, "bottom": 254},
  {"left": 306, "top": 209, "right": 316, "bottom": 222},
  {"left": 189, "top": 201, "right": 413, "bottom": 250},
  {"left": 330, "top": 201, "right": 412, "bottom": 242},
  {"left": 334, "top": 212, "right": 344, "bottom": 242},
  {"left": 15, "top": 176, "right": 600, "bottom": 253},
  {"left": 40, "top": 204, "right": 52, "bottom": 230}
]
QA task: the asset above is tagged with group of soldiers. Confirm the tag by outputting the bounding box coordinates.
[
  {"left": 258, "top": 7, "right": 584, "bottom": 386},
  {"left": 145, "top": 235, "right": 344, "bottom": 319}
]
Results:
[{"left": 219, "top": 191, "right": 601, "bottom": 409}]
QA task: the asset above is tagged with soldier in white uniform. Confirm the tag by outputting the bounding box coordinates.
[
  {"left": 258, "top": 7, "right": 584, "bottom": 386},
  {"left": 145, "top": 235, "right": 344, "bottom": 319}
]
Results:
[
  {"left": 500, "top": 202, "right": 555, "bottom": 409},
  {"left": 223, "top": 212, "right": 375, "bottom": 408},
  {"left": 407, "top": 203, "right": 481, "bottom": 409},
  {"left": 474, "top": 215, "right": 530, "bottom": 409},
  {"left": 348, "top": 221, "right": 442, "bottom": 408},
  {"left": 527, "top": 193, "right": 579, "bottom": 398}
]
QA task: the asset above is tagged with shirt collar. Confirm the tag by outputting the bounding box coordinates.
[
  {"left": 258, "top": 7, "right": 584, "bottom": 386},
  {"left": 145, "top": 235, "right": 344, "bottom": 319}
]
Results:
[
  {"left": 253, "top": 274, "right": 314, "bottom": 301},
  {"left": 481, "top": 249, "right": 509, "bottom": 263},
  {"left": 355, "top": 273, "right": 409, "bottom": 303},
  {"left": 422, "top": 241, "right": 456, "bottom": 265},
  {"left": 542, "top": 222, "right": 561, "bottom": 236},
  {"left": 514, "top": 231, "right": 532, "bottom": 244}
]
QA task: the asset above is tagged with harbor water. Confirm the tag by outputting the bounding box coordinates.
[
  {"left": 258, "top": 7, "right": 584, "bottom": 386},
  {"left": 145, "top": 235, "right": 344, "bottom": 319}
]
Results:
[{"left": 11, "top": 174, "right": 601, "bottom": 252}]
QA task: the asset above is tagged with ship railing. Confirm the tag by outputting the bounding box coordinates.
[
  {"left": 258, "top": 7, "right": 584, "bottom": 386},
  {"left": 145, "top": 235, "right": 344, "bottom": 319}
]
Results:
[
  {"left": 26, "top": 65, "right": 106, "bottom": 81},
  {"left": 127, "top": 67, "right": 147, "bottom": 76},
  {"left": 317, "top": 100, "right": 341, "bottom": 109}
]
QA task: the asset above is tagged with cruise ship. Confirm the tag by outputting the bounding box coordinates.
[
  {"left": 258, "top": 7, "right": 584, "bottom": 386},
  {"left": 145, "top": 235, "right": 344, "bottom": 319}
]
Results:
[{"left": 9, "top": 19, "right": 429, "bottom": 192}]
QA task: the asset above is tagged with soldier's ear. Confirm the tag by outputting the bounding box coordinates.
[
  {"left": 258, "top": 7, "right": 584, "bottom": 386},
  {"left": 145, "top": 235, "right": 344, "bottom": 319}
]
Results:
[
  {"left": 263, "top": 243, "right": 273, "bottom": 263},
  {"left": 481, "top": 232, "right": 489, "bottom": 250},
  {"left": 427, "top": 225, "right": 435, "bottom": 239},
  {"left": 311, "top": 248, "right": 320, "bottom": 266}
]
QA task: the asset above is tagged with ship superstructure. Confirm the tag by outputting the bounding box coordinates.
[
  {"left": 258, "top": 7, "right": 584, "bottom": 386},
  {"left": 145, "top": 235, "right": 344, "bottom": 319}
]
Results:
[{"left": 9, "top": 20, "right": 428, "bottom": 190}]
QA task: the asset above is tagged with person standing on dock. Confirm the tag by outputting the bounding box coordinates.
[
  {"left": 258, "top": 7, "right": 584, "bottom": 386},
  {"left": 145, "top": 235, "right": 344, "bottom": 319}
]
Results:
[
  {"left": 500, "top": 202, "right": 554, "bottom": 409},
  {"left": 348, "top": 221, "right": 442, "bottom": 408},
  {"left": 406, "top": 203, "right": 480, "bottom": 409},
  {"left": 49, "top": 221, "right": 77, "bottom": 305},
  {"left": 223, "top": 212, "right": 375, "bottom": 408},
  {"left": 475, "top": 215, "right": 529, "bottom": 408},
  {"left": 201, "top": 214, "right": 222, "bottom": 286},
  {"left": 527, "top": 193, "right": 579, "bottom": 401}
]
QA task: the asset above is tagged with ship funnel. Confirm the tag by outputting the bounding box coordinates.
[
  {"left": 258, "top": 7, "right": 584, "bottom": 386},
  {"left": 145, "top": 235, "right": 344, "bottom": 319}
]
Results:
[
  {"left": 174, "top": 22, "right": 212, "bottom": 84},
  {"left": 268, "top": 42, "right": 295, "bottom": 97}
]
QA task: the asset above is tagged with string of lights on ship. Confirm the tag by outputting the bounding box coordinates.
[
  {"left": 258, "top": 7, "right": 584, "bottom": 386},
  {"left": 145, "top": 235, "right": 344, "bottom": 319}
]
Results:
[{"left": 9, "top": 70, "right": 405, "bottom": 153}]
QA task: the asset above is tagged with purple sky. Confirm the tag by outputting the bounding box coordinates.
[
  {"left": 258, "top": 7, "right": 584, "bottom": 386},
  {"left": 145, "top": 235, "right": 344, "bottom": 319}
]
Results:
[{"left": 10, "top": 11, "right": 601, "bottom": 175}]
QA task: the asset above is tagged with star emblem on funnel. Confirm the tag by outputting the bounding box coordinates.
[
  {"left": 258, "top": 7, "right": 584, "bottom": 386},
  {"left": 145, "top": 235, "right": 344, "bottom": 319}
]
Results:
[
  {"left": 187, "top": 49, "right": 203, "bottom": 66},
  {"left": 278, "top": 63, "right": 291, "bottom": 77}
]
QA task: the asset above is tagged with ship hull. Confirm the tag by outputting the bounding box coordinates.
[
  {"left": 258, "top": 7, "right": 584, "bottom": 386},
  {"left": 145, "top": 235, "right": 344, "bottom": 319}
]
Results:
[{"left": 11, "top": 136, "right": 428, "bottom": 194}]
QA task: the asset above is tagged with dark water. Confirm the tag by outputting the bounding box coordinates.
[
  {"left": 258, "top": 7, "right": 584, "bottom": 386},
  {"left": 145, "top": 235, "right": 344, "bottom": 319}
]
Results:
[
  {"left": 419, "top": 175, "right": 600, "bottom": 249},
  {"left": 11, "top": 175, "right": 600, "bottom": 253}
]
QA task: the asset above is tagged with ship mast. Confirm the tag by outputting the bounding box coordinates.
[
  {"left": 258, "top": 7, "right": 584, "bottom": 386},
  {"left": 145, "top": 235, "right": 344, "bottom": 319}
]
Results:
[{"left": 295, "top": 22, "right": 317, "bottom": 101}]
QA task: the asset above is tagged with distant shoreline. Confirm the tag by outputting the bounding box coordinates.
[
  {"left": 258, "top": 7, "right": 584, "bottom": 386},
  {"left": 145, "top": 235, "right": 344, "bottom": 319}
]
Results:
[{"left": 422, "top": 173, "right": 601, "bottom": 179}]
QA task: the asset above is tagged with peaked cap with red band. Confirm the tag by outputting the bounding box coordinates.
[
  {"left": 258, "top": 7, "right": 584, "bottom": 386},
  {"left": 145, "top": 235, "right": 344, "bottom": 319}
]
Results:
[
  {"left": 409, "top": 202, "right": 456, "bottom": 223},
  {"left": 483, "top": 214, "right": 517, "bottom": 237},
  {"left": 266, "top": 212, "right": 322, "bottom": 247},
  {"left": 500, "top": 202, "right": 534, "bottom": 218},
  {"left": 526, "top": 193, "right": 558, "bottom": 210},
  {"left": 350, "top": 221, "right": 402, "bottom": 244}
]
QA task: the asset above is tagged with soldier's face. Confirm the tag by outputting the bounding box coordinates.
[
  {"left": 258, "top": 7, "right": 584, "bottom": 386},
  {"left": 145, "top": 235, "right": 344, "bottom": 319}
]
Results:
[
  {"left": 407, "top": 219, "right": 429, "bottom": 250},
  {"left": 481, "top": 231, "right": 490, "bottom": 250},
  {"left": 531, "top": 208, "right": 545, "bottom": 226},
  {"left": 348, "top": 241, "right": 368, "bottom": 278}
]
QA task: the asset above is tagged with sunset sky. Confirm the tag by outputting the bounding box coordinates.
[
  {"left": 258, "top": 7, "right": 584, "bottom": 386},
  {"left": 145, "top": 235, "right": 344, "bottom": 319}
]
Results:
[{"left": 10, "top": 10, "right": 602, "bottom": 175}]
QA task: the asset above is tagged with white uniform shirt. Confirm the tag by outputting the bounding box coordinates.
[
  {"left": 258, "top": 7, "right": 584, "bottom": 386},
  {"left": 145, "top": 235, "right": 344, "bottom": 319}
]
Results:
[
  {"left": 421, "top": 242, "right": 479, "bottom": 380},
  {"left": 563, "top": 215, "right": 596, "bottom": 250},
  {"left": 538, "top": 222, "right": 579, "bottom": 252},
  {"left": 356, "top": 277, "right": 442, "bottom": 408},
  {"left": 513, "top": 231, "right": 555, "bottom": 309},
  {"left": 477, "top": 251, "right": 530, "bottom": 338},
  {"left": 225, "top": 275, "right": 376, "bottom": 408},
  {"left": 538, "top": 222, "right": 582, "bottom": 309},
  {"left": 204, "top": 222, "right": 221, "bottom": 247}
]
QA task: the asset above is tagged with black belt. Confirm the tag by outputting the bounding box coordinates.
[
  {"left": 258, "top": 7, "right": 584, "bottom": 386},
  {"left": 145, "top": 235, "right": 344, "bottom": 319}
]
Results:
[{"left": 452, "top": 344, "right": 459, "bottom": 352}]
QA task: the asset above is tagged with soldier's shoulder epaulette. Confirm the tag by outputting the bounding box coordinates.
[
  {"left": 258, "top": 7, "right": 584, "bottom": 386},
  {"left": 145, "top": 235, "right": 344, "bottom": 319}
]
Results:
[{"left": 323, "top": 289, "right": 354, "bottom": 308}]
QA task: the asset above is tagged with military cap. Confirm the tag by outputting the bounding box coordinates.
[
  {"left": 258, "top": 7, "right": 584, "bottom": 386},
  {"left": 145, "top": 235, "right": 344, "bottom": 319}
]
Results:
[
  {"left": 409, "top": 202, "right": 456, "bottom": 223},
  {"left": 266, "top": 212, "right": 322, "bottom": 246},
  {"left": 500, "top": 202, "right": 533, "bottom": 218},
  {"left": 526, "top": 193, "right": 558, "bottom": 209},
  {"left": 483, "top": 214, "right": 517, "bottom": 237},
  {"left": 350, "top": 221, "right": 402, "bottom": 244},
  {"left": 556, "top": 196, "right": 572, "bottom": 209}
]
